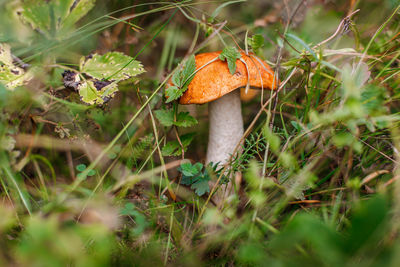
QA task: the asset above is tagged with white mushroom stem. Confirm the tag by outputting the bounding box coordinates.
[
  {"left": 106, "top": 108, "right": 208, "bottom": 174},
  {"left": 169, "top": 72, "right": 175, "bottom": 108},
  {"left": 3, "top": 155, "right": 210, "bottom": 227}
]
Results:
[{"left": 206, "top": 90, "right": 244, "bottom": 166}]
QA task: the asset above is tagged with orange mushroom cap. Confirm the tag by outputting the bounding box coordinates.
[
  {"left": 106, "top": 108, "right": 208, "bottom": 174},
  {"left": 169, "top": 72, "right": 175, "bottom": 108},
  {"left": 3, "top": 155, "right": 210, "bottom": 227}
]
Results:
[{"left": 176, "top": 51, "right": 277, "bottom": 105}]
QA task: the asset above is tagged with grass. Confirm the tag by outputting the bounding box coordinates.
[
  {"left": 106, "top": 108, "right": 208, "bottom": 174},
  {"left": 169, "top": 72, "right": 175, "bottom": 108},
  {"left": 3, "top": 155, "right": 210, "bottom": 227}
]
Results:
[{"left": 1, "top": 0, "right": 400, "bottom": 266}]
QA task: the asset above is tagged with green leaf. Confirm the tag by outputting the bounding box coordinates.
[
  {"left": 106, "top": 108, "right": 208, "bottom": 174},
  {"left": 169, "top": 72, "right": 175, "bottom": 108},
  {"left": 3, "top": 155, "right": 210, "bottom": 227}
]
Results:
[
  {"left": 76, "top": 164, "right": 86, "bottom": 172},
  {"left": 165, "top": 86, "right": 182, "bottom": 103},
  {"left": 154, "top": 109, "right": 174, "bottom": 127},
  {"left": 120, "top": 202, "right": 136, "bottom": 216},
  {"left": 155, "top": 109, "right": 198, "bottom": 128},
  {"left": 87, "top": 169, "right": 96, "bottom": 176},
  {"left": 181, "top": 55, "right": 196, "bottom": 88},
  {"left": 77, "top": 79, "right": 118, "bottom": 105},
  {"left": 80, "top": 52, "right": 145, "bottom": 81},
  {"left": 161, "top": 133, "right": 194, "bottom": 156},
  {"left": 191, "top": 178, "right": 210, "bottom": 196},
  {"left": 168, "top": 55, "right": 197, "bottom": 103},
  {"left": 172, "top": 69, "right": 183, "bottom": 88},
  {"left": 249, "top": 34, "right": 264, "bottom": 52},
  {"left": 19, "top": 0, "right": 96, "bottom": 38},
  {"left": 175, "top": 112, "right": 198, "bottom": 127},
  {"left": 219, "top": 46, "right": 242, "bottom": 75},
  {"left": 178, "top": 162, "right": 203, "bottom": 177}
]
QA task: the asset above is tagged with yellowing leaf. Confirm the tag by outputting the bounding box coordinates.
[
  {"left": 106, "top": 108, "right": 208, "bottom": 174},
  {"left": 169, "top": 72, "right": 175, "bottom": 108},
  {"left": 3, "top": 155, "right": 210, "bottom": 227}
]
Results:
[
  {"left": 78, "top": 79, "right": 118, "bottom": 105},
  {"left": 0, "top": 43, "right": 33, "bottom": 90},
  {"left": 80, "top": 52, "right": 145, "bottom": 81}
]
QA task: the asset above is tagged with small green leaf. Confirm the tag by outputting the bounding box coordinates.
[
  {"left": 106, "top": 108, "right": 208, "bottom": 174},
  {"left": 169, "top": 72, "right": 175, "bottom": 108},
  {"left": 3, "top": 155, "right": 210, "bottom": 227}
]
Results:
[
  {"left": 80, "top": 52, "right": 145, "bottom": 81},
  {"left": 191, "top": 178, "right": 210, "bottom": 196},
  {"left": 219, "top": 46, "right": 242, "bottom": 75},
  {"left": 120, "top": 202, "right": 136, "bottom": 216},
  {"left": 249, "top": 34, "right": 264, "bottom": 52},
  {"left": 167, "top": 55, "right": 197, "bottom": 103},
  {"left": 161, "top": 133, "right": 194, "bottom": 156},
  {"left": 165, "top": 86, "right": 183, "bottom": 103},
  {"left": 161, "top": 141, "right": 180, "bottom": 156},
  {"left": 76, "top": 164, "right": 86, "bottom": 172},
  {"left": 178, "top": 162, "right": 202, "bottom": 177},
  {"left": 291, "top": 121, "right": 301, "bottom": 131},
  {"left": 87, "top": 169, "right": 96, "bottom": 176},
  {"left": 175, "top": 112, "right": 198, "bottom": 127},
  {"left": 172, "top": 69, "right": 183, "bottom": 88},
  {"left": 154, "top": 109, "right": 175, "bottom": 127}
]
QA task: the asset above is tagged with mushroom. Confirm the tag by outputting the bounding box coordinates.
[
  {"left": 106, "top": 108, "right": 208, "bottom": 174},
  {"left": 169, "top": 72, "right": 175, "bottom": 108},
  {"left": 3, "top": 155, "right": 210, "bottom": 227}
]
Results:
[{"left": 178, "top": 51, "right": 277, "bottom": 167}]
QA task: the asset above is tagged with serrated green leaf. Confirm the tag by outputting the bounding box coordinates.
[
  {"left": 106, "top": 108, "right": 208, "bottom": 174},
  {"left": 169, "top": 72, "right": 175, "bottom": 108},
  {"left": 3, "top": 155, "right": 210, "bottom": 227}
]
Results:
[
  {"left": 249, "top": 34, "right": 264, "bottom": 51},
  {"left": 154, "top": 109, "right": 175, "bottom": 127},
  {"left": 219, "top": 46, "right": 242, "bottom": 75},
  {"left": 191, "top": 178, "right": 210, "bottom": 196},
  {"left": 78, "top": 79, "right": 118, "bottom": 105},
  {"left": 168, "top": 55, "right": 197, "bottom": 103},
  {"left": 175, "top": 112, "right": 198, "bottom": 127},
  {"left": 80, "top": 52, "right": 145, "bottom": 81},
  {"left": 165, "top": 86, "right": 182, "bottom": 103},
  {"left": 181, "top": 175, "right": 193, "bottom": 185},
  {"left": 178, "top": 162, "right": 202, "bottom": 177},
  {"left": 161, "top": 133, "right": 194, "bottom": 156},
  {"left": 181, "top": 55, "right": 196, "bottom": 88},
  {"left": 172, "top": 69, "right": 183, "bottom": 88}
]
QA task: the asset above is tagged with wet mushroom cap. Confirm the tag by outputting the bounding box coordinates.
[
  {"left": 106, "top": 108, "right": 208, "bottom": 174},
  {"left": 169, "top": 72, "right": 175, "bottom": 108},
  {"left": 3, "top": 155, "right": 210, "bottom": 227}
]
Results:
[{"left": 178, "top": 51, "right": 277, "bottom": 104}]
